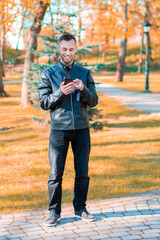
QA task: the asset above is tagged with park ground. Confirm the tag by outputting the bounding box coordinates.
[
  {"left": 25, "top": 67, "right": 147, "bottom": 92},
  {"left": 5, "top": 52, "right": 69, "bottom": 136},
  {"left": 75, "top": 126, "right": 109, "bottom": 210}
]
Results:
[{"left": 0, "top": 71, "right": 160, "bottom": 214}]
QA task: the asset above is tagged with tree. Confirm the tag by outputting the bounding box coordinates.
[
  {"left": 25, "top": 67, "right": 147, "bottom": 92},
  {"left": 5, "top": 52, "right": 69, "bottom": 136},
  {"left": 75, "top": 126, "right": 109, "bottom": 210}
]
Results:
[
  {"left": 115, "top": 0, "right": 128, "bottom": 82},
  {"left": 21, "top": 0, "right": 49, "bottom": 108},
  {"left": 130, "top": 0, "right": 160, "bottom": 72},
  {"left": 0, "top": 0, "right": 17, "bottom": 97},
  {"left": 0, "top": 58, "right": 6, "bottom": 96}
]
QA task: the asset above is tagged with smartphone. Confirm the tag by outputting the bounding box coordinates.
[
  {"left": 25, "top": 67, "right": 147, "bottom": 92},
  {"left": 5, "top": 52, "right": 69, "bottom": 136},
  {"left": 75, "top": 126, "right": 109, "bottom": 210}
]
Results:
[{"left": 64, "top": 77, "right": 73, "bottom": 85}]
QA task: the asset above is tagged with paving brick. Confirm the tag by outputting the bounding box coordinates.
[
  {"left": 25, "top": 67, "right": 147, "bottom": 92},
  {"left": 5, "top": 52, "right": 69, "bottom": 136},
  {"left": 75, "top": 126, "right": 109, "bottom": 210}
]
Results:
[
  {"left": 8, "top": 229, "right": 25, "bottom": 235},
  {"left": 95, "top": 221, "right": 114, "bottom": 226},
  {"left": 109, "top": 232, "right": 130, "bottom": 237},
  {"left": 75, "top": 237, "right": 90, "bottom": 240},
  {"left": 74, "top": 227, "right": 93, "bottom": 234},
  {"left": 89, "top": 234, "right": 110, "bottom": 239},
  {"left": 149, "top": 224, "right": 160, "bottom": 229},
  {"left": 74, "top": 223, "right": 96, "bottom": 229},
  {"left": 20, "top": 236, "right": 43, "bottom": 240},
  {"left": 43, "top": 237, "right": 65, "bottom": 240},
  {"left": 0, "top": 224, "right": 13, "bottom": 228},
  {"left": 1, "top": 214, "right": 14, "bottom": 219},
  {"left": 121, "top": 235, "right": 142, "bottom": 239},
  {"left": 111, "top": 227, "right": 130, "bottom": 233},
  {"left": 39, "top": 233, "right": 56, "bottom": 238},
  {"left": 102, "top": 208, "right": 114, "bottom": 213},
  {"left": 26, "top": 230, "right": 47, "bottom": 236},
  {"left": 78, "top": 231, "right": 99, "bottom": 237},
  {"left": 128, "top": 230, "right": 143, "bottom": 235},
  {"left": 96, "top": 230, "right": 111, "bottom": 235},
  {"left": 64, "top": 225, "right": 78, "bottom": 230},
  {"left": 64, "top": 233, "right": 79, "bottom": 238},
  {"left": 130, "top": 225, "right": 150, "bottom": 231},
  {"left": 92, "top": 226, "right": 112, "bottom": 231},
  {"left": 5, "top": 237, "right": 22, "bottom": 240},
  {"left": 7, "top": 225, "right": 21, "bottom": 230},
  {"left": 141, "top": 238, "right": 159, "bottom": 240},
  {"left": 142, "top": 229, "right": 160, "bottom": 234},
  {"left": 141, "top": 233, "right": 160, "bottom": 238},
  {"left": 22, "top": 227, "right": 43, "bottom": 233},
  {"left": 54, "top": 230, "right": 73, "bottom": 236},
  {"left": 43, "top": 227, "right": 58, "bottom": 233},
  {"left": 0, "top": 228, "right": 9, "bottom": 233},
  {"left": 13, "top": 212, "right": 32, "bottom": 218},
  {"left": 105, "top": 238, "right": 121, "bottom": 240},
  {"left": 0, "top": 231, "right": 10, "bottom": 237}
]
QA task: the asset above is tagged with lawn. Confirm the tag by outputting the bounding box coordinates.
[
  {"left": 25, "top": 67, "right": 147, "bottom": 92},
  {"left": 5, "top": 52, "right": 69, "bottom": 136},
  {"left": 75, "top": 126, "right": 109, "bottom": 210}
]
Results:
[
  {"left": 94, "top": 73, "right": 160, "bottom": 93},
  {"left": 0, "top": 83, "right": 160, "bottom": 214}
]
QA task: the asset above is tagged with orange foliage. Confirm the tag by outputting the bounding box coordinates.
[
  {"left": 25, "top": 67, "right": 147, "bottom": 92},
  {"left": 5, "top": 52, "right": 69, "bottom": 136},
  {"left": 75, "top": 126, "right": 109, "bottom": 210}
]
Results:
[
  {"left": 84, "top": 0, "right": 160, "bottom": 45},
  {"left": 0, "top": 0, "right": 17, "bottom": 33}
]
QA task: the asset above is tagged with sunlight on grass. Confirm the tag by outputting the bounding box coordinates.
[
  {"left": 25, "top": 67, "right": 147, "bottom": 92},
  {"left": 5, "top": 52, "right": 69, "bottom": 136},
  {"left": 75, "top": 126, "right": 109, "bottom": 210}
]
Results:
[
  {"left": 0, "top": 83, "right": 160, "bottom": 214},
  {"left": 95, "top": 73, "right": 160, "bottom": 93}
]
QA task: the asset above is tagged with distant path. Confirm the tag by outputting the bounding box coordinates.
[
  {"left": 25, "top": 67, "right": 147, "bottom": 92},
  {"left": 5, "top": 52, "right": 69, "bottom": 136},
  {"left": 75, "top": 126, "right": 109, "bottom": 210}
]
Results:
[{"left": 96, "top": 82, "right": 160, "bottom": 114}]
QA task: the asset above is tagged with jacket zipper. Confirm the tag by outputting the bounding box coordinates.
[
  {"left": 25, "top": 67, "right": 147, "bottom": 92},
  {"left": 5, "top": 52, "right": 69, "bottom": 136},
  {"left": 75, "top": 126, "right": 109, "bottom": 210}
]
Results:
[
  {"left": 66, "top": 71, "right": 75, "bottom": 129},
  {"left": 70, "top": 93, "right": 75, "bottom": 129}
]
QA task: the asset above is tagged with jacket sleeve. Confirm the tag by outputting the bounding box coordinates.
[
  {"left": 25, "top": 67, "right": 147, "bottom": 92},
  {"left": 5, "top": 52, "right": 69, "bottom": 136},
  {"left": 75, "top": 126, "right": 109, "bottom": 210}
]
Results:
[
  {"left": 38, "top": 71, "right": 64, "bottom": 111},
  {"left": 80, "top": 70, "right": 98, "bottom": 107}
]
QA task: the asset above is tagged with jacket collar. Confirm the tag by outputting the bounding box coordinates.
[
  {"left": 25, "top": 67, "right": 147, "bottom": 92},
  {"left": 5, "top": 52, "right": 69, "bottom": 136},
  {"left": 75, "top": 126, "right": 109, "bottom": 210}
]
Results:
[{"left": 58, "top": 60, "right": 75, "bottom": 71}]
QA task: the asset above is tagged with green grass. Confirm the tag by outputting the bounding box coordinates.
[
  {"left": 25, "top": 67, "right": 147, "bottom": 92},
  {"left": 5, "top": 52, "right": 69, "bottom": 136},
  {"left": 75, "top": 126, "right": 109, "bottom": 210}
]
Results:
[
  {"left": 0, "top": 83, "right": 160, "bottom": 214},
  {"left": 82, "top": 43, "right": 160, "bottom": 73}
]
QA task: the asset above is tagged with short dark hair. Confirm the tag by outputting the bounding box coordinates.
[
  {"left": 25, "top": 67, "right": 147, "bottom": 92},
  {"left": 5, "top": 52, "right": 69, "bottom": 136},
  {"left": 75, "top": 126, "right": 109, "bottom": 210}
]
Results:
[{"left": 58, "top": 33, "right": 77, "bottom": 44}]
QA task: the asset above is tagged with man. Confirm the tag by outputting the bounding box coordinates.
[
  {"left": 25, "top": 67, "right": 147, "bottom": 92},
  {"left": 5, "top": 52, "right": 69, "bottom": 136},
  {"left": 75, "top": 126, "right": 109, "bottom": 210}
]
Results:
[{"left": 38, "top": 33, "right": 98, "bottom": 227}]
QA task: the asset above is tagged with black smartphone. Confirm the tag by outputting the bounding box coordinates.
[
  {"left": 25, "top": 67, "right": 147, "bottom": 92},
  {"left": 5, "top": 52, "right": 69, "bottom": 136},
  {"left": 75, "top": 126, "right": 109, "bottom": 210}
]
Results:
[{"left": 64, "top": 77, "right": 73, "bottom": 85}]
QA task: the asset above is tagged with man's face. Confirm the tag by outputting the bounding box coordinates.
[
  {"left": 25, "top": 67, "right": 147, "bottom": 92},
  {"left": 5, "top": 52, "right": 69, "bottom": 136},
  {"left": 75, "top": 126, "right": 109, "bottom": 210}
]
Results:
[{"left": 58, "top": 39, "right": 77, "bottom": 65}]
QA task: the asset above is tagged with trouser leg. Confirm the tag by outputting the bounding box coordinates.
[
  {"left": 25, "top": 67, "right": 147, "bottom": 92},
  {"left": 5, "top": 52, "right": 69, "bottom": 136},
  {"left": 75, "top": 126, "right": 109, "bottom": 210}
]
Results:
[
  {"left": 71, "top": 128, "right": 91, "bottom": 211},
  {"left": 48, "top": 130, "right": 69, "bottom": 215}
]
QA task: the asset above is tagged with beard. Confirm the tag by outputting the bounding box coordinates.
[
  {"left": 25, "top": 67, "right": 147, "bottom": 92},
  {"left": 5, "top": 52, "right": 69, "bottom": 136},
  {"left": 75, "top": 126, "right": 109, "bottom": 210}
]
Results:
[{"left": 60, "top": 55, "right": 74, "bottom": 65}]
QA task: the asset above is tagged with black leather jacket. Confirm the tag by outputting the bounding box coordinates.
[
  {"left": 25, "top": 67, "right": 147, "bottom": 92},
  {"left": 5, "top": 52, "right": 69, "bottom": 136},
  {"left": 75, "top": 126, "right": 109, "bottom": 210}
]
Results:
[{"left": 38, "top": 61, "right": 98, "bottom": 130}]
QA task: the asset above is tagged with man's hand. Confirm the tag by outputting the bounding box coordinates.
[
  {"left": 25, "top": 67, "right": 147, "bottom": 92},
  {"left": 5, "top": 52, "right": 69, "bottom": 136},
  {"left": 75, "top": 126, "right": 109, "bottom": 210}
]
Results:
[
  {"left": 73, "top": 79, "right": 84, "bottom": 91},
  {"left": 60, "top": 82, "right": 74, "bottom": 95}
]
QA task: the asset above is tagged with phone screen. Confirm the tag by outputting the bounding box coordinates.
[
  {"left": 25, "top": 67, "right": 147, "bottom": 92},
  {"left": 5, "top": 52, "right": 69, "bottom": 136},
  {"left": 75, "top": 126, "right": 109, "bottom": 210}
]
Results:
[{"left": 64, "top": 77, "right": 73, "bottom": 85}]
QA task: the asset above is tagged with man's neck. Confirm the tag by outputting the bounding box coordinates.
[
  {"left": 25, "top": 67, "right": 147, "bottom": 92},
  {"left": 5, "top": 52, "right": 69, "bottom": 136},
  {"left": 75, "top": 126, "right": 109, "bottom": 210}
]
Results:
[{"left": 60, "top": 59, "right": 73, "bottom": 66}]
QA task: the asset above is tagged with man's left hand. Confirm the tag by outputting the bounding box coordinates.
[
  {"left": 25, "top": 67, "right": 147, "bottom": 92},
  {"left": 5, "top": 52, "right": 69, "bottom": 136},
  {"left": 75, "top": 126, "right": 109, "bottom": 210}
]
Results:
[{"left": 73, "top": 79, "right": 84, "bottom": 91}]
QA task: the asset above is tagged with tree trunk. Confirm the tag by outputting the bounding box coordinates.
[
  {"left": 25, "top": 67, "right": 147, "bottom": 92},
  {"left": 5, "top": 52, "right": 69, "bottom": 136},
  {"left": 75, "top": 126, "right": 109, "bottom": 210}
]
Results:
[
  {"left": 0, "top": 0, "right": 5, "bottom": 77},
  {"left": 115, "top": 1, "right": 128, "bottom": 82},
  {"left": 0, "top": 57, "right": 7, "bottom": 97},
  {"left": 21, "top": 1, "right": 49, "bottom": 108},
  {"left": 115, "top": 37, "right": 127, "bottom": 82},
  {"left": 0, "top": 24, "right": 5, "bottom": 77},
  {"left": 138, "top": 32, "right": 144, "bottom": 73}
]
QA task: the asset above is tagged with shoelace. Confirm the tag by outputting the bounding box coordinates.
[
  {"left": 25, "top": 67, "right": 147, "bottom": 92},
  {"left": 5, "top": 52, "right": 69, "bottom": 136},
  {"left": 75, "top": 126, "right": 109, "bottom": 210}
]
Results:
[{"left": 49, "top": 211, "right": 56, "bottom": 218}]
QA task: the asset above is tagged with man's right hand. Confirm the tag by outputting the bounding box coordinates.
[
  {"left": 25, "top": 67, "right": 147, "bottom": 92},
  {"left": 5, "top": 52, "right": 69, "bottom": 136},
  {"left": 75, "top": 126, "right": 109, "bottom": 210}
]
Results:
[{"left": 60, "top": 82, "right": 74, "bottom": 95}]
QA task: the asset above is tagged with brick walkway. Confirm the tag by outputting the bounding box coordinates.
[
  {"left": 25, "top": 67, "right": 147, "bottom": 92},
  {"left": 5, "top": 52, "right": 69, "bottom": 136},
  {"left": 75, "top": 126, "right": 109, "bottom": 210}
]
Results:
[{"left": 0, "top": 190, "right": 160, "bottom": 240}]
